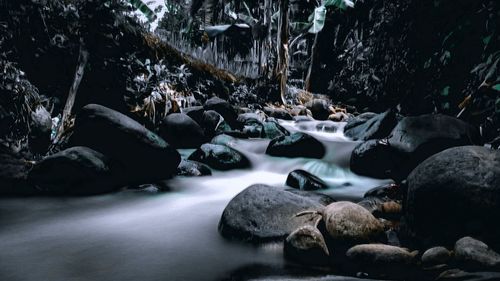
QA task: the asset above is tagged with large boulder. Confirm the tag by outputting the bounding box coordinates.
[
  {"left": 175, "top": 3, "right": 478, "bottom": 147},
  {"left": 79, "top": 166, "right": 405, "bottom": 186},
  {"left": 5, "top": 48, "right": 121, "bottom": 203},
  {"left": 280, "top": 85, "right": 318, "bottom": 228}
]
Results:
[
  {"left": 219, "top": 184, "right": 332, "bottom": 242},
  {"left": 176, "top": 159, "right": 212, "bottom": 177},
  {"left": 158, "top": 113, "right": 206, "bottom": 148},
  {"left": 306, "top": 99, "right": 330, "bottom": 121},
  {"left": 344, "top": 109, "right": 397, "bottom": 141},
  {"left": 266, "top": 132, "right": 325, "bottom": 159},
  {"left": 70, "top": 104, "right": 180, "bottom": 183},
  {"left": 203, "top": 97, "right": 240, "bottom": 129},
  {"left": 262, "top": 121, "right": 289, "bottom": 139},
  {"left": 28, "top": 146, "right": 116, "bottom": 195},
  {"left": 404, "top": 146, "right": 500, "bottom": 247},
  {"left": 351, "top": 114, "right": 481, "bottom": 180},
  {"left": 188, "top": 143, "right": 250, "bottom": 171}
]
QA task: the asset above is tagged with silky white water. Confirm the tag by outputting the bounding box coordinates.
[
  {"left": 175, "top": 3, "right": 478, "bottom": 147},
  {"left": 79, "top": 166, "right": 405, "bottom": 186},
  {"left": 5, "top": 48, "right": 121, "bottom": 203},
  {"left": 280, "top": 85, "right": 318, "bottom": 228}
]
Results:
[{"left": 0, "top": 120, "right": 391, "bottom": 281}]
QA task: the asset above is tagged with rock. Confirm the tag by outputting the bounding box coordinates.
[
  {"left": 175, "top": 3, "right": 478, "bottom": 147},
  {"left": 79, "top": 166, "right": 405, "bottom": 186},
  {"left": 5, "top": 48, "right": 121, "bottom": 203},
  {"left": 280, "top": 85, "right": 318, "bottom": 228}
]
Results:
[
  {"left": 346, "top": 244, "right": 416, "bottom": 277},
  {"left": 70, "top": 104, "right": 181, "bottom": 183},
  {"left": 344, "top": 109, "right": 397, "bottom": 141},
  {"left": 188, "top": 143, "right": 250, "bottom": 171},
  {"left": 183, "top": 105, "right": 205, "bottom": 124},
  {"left": 286, "top": 170, "right": 328, "bottom": 191},
  {"left": 345, "top": 112, "right": 378, "bottom": 131},
  {"left": 263, "top": 107, "right": 293, "bottom": 120},
  {"left": 350, "top": 139, "right": 396, "bottom": 179},
  {"left": 284, "top": 225, "right": 330, "bottom": 265},
  {"left": 364, "top": 183, "right": 402, "bottom": 201},
  {"left": 350, "top": 114, "right": 481, "bottom": 180},
  {"left": 266, "top": 132, "right": 325, "bottom": 159},
  {"left": 422, "top": 247, "right": 453, "bottom": 266},
  {"left": 28, "top": 146, "right": 115, "bottom": 195},
  {"left": 218, "top": 184, "right": 330, "bottom": 242},
  {"left": 290, "top": 105, "right": 309, "bottom": 116},
  {"left": 237, "top": 113, "right": 265, "bottom": 125},
  {"left": 176, "top": 159, "right": 212, "bottom": 177},
  {"left": 210, "top": 134, "right": 237, "bottom": 146},
  {"left": 262, "top": 121, "right": 289, "bottom": 139},
  {"left": 285, "top": 189, "right": 336, "bottom": 206},
  {"left": 29, "top": 105, "right": 52, "bottom": 153},
  {"left": 404, "top": 146, "right": 500, "bottom": 246},
  {"left": 454, "top": 237, "right": 500, "bottom": 271},
  {"left": 242, "top": 124, "right": 263, "bottom": 138},
  {"left": 203, "top": 97, "right": 240, "bottom": 129},
  {"left": 317, "top": 202, "right": 385, "bottom": 243},
  {"left": 328, "top": 112, "right": 348, "bottom": 122},
  {"left": 159, "top": 113, "right": 206, "bottom": 148},
  {"left": 200, "top": 110, "right": 225, "bottom": 138},
  {"left": 307, "top": 99, "right": 331, "bottom": 120}
]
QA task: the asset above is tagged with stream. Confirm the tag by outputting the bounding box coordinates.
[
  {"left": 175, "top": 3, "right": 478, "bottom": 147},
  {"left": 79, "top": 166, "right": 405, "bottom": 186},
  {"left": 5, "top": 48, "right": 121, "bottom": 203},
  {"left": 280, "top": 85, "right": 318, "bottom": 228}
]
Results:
[{"left": 0, "top": 120, "right": 392, "bottom": 281}]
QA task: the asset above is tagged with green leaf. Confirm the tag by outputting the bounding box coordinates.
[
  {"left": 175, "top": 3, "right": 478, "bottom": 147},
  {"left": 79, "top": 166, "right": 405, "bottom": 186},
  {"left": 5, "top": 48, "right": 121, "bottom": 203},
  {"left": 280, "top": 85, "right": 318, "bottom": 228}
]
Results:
[
  {"left": 126, "top": 0, "right": 157, "bottom": 22},
  {"left": 308, "top": 6, "right": 327, "bottom": 34},
  {"left": 483, "top": 34, "right": 493, "bottom": 46},
  {"left": 493, "top": 84, "right": 500, "bottom": 92}
]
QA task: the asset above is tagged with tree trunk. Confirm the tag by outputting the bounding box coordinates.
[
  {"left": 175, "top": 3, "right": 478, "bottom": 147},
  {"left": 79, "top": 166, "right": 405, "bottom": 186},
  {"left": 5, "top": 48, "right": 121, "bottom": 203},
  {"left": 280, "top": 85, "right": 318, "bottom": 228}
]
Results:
[
  {"left": 53, "top": 42, "right": 89, "bottom": 144},
  {"left": 275, "top": 0, "right": 289, "bottom": 104},
  {"left": 305, "top": 32, "right": 320, "bottom": 92}
]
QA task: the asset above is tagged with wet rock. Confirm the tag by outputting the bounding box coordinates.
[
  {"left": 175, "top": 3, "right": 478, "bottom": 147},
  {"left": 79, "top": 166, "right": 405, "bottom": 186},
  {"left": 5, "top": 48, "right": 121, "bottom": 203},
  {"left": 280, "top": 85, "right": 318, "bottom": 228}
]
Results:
[
  {"left": 285, "top": 189, "right": 336, "bottom": 206},
  {"left": 266, "top": 132, "right": 325, "bottom": 159},
  {"left": 70, "top": 104, "right": 180, "bottom": 183},
  {"left": 350, "top": 139, "right": 396, "bottom": 179},
  {"left": 183, "top": 105, "right": 205, "bottom": 123},
  {"left": 346, "top": 244, "right": 416, "bottom": 277},
  {"left": 306, "top": 99, "right": 331, "bottom": 120},
  {"left": 242, "top": 124, "right": 263, "bottom": 138},
  {"left": 28, "top": 146, "right": 115, "bottom": 195},
  {"left": 344, "top": 109, "right": 397, "bottom": 141},
  {"left": 315, "top": 121, "right": 339, "bottom": 133},
  {"left": 286, "top": 170, "right": 328, "bottom": 191},
  {"left": 218, "top": 184, "right": 330, "bottom": 242},
  {"left": 454, "top": 237, "right": 500, "bottom": 271},
  {"left": 262, "top": 121, "right": 289, "bottom": 139},
  {"left": 284, "top": 225, "right": 330, "bottom": 265},
  {"left": 318, "top": 202, "right": 384, "bottom": 243},
  {"left": 264, "top": 107, "right": 293, "bottom": 120},
  {"left": 290, "top": 105, "right": 309, "bottom": 116},
  {"left": 29, "top": 105, "right": 52, "bottom": 153},
  {"left": 404, "top": 146, "right": 500, "bottom": 246},
  {"left": 422, "top": 247, "right": 453, "bottom": 267},
  {"left": 364, "top": 183, "right": 402, "bottom": 201},
  {"left": 203, "top": 97, "right": 240, "bottom": 129},
  {"left": 344, "top": 112, "right": 378, "bottom": 131},
  {"left": 188, "top": 143, "right": 250, "bottom": 171},
  {"left": 210, "top": 134, "right": 237, "bottom": 146},
  {"left": 176, "top": 159, "right": 212, "bottom": 177},
  {"left": 159, "top": 113, "right": 206, "bottom": 148}
]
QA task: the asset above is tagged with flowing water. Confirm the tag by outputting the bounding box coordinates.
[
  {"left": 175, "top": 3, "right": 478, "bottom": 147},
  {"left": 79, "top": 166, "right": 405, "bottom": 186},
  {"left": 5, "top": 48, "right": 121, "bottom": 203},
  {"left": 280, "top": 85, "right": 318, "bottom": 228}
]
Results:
[{"left": 0, "top": 120, "right": 391, "bottom": 281}]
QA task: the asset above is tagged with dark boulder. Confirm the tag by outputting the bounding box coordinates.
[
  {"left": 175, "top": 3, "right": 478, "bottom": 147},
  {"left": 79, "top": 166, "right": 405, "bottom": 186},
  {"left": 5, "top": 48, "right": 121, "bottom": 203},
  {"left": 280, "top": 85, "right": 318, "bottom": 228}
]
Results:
[
  {"left": 188, "top": 143, "right": 250, "bottom": 171},
  {"left": 404, "top": 146, "right": 500, "bottom": 247},
  {"left": 237, "top": 113, "right": 265, "bottom": 125},
  {"left": 306, "top": 99, "right": 330, "bottom": 121},
  {"left": 266, "top": 132, "right": 325, "bottom": 159},
  {"left": 218, "top": 184, "right": 331, "bottom": 242},
  {"left": 159, "top": 113, "right": 206, "bottom": 148},
  {"left": 28, "top": 146, "right": 116, "bottom": 195},
  {"left": 200, "top": 110, "right": 224, "bottom": 138},
  {"left": 203, "top": 97, "right": 240, "bottom": 129},
  {"left": 183, "top": 105, "right": 205, "bottom": 124},
  {"left": 350, "top": 114, "right": 481, "bottom": 180},
  {"left": 176, "top": 159, "right": 212, "bottom": 177},
  {"left": 286, "top": 169, "right": 328, "bottom": 190},
  {"left": 70, "top": 104, "right": 180, "bottom": 183},
  {"left": 344, "top": 109, "right": 397, "bottom": 141}
]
